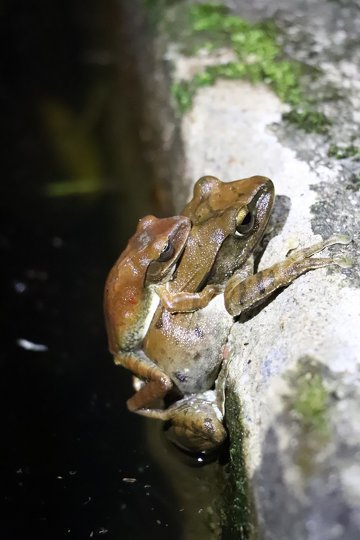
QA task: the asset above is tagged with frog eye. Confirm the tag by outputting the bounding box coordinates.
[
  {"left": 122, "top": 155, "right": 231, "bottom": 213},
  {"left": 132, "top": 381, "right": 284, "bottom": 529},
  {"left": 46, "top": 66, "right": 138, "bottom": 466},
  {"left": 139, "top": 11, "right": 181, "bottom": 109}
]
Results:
[
  {"left": 235, "top": 209, "right": 255, "bottom": 236},
  {"left": 157, "top": 240, "right": 175, "bottom": 262}
]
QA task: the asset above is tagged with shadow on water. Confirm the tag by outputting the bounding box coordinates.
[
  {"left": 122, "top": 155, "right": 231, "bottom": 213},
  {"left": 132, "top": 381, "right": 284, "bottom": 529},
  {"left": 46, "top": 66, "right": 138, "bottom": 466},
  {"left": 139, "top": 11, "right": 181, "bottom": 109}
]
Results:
[{"left": 0, "top": 2, "right": 228, "bottom": 540}]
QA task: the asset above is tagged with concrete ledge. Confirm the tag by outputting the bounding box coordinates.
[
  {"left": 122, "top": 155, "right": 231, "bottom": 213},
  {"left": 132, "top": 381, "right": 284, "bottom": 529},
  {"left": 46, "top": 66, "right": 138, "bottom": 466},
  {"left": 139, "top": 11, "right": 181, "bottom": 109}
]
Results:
[{"left": 128, "top": 1, "right": 360, "bottom": 538}]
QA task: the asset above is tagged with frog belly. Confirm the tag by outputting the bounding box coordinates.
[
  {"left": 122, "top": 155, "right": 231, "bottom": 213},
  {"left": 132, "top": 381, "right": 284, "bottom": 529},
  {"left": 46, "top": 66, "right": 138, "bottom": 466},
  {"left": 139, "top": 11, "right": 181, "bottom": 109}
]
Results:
[{"left": 143, "top": 296, "right": 233, "bottom": 395}]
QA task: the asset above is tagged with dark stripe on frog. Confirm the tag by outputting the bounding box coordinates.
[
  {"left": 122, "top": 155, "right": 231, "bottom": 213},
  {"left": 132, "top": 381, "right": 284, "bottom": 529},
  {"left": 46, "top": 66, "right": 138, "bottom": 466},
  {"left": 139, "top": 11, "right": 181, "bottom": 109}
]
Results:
[
  {"left": 236, "top": 267, "right": 276, "bottom": 308},
  {"left": 252, "top": 267, "right": 277, "bottom": 301},
  {"left": 155, "top": 315, "right": 163, "bottom": 330},
  {"left": 255, "top": 270, "right": 267, "bottom": 296}
]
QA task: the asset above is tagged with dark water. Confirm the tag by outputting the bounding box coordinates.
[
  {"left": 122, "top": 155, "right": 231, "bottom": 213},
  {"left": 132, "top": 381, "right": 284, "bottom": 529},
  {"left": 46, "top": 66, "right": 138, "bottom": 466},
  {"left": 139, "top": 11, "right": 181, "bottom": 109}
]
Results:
[
  {"left": 0, "top": 2, "right": 183, "bottom": 539},
  {"left": 1, "top": 2, "right": 228, "bottom": 540}
]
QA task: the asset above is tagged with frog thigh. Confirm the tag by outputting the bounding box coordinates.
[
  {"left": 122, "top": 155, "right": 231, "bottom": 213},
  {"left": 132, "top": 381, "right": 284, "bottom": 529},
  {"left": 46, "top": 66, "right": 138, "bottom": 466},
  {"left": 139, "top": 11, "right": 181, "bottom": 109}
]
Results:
[{"left": 114, "top": 350, "right": 173, "bottom": 411}]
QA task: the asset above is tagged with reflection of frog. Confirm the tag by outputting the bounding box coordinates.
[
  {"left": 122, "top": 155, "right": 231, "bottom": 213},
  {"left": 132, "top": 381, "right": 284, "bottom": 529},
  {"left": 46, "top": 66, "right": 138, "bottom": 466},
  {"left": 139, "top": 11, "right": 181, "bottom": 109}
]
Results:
[{"left": 105, "top": 176, "right": 351, "bottom": 453}]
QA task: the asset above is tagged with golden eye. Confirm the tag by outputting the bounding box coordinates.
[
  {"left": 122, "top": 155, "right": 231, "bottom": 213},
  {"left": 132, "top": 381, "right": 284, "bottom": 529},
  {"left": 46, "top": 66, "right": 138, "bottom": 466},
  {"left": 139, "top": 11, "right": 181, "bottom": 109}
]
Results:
[
  {"left": 157, "top": 240, "right": 175, "bottom": 262},
  {"left": 235, "top": 209, "right": 255, "bottom": 236}
]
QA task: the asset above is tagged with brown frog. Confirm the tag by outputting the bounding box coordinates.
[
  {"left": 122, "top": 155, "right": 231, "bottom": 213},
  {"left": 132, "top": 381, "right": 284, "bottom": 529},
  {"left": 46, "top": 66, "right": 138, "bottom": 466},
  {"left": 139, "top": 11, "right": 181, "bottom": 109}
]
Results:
[
  {"left": 104, "top": 176, "right": 350, "bottom": 453},
  {"left": 104, "top": 214, "right": 191, "bottom": 405}
]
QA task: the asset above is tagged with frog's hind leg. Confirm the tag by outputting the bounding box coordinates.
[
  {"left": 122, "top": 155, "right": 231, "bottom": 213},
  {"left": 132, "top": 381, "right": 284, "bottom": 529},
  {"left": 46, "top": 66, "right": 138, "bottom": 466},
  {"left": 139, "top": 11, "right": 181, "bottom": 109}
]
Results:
[
  {"left": 225, "top": 234, "right": 352, "bottom": 317},
  {"left": 114, "top": 351, "right": 173, "bottom": 412},
  {"left": 137, "top": 393, "right": 227, "bottom": 452}
]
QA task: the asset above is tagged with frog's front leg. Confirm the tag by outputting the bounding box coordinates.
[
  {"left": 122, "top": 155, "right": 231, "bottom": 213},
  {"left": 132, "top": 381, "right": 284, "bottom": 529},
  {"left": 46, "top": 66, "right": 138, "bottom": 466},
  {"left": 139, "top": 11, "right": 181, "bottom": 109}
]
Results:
[
  {"left": 154, "top": 283, "right": 222, "bottom": 314},
  {"left": 136, "top": 392, "right": 227, "bottom": 452},
  {"left": 114, "top": 351, "right": 173, "bottom": 411},
  {"left": 225, "top": 234, "right": 351, "bottom": 317}
]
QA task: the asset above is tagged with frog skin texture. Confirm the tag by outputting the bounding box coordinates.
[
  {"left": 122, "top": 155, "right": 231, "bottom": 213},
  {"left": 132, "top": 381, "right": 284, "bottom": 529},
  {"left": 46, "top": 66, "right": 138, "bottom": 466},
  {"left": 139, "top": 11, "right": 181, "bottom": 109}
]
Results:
[
  {"left": 104, "top": 213, "right": 191, "bottom": 380},
  {"left": 104, "top": 176, "right": 350, "bottom": 453}
]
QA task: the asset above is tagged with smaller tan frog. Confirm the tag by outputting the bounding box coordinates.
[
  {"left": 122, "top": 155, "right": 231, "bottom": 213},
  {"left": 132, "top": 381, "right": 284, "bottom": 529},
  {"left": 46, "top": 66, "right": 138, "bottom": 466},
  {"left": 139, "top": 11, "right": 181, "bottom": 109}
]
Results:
[{"left": 104, "top": 214, "right": 191, "bottom": 409}]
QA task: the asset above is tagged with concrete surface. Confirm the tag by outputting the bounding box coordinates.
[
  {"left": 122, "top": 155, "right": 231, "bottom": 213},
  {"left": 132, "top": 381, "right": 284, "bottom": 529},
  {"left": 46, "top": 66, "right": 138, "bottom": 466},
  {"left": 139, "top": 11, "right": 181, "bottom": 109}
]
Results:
[{"left": 129, "top": 1, "right": 360, "bottom": 538}]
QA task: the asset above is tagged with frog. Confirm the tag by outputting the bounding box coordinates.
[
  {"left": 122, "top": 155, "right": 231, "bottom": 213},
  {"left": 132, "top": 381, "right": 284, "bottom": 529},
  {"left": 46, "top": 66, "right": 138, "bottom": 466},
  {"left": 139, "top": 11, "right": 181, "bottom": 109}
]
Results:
[
  {"left": 104, "top": 213, "right": 191, "bottom": 408},
  {"left": 104, "top": 176, "right": 351, "bottom": 453}
]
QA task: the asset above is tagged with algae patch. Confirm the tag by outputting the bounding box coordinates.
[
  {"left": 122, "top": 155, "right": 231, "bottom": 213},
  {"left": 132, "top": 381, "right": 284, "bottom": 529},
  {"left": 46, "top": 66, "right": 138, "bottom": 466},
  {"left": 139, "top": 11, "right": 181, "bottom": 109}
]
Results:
[
  {"left": 328, "top": 143, "right": 360, "bottom": 160},
  {"left": 283, "top": 109, "right": 331, "bottom": 135},
  {"left": 284, "top": 358, "right": 331, "bottom": 475},
  {"left": 166, "top": 3, "right": 330, "bottom": 133},
  {"left": 223, "top": 385, "right": 257, "bottom": 540},
  {"left": 348, "top": 174, "right": 360, "bottom": 191},
  {"left": 170, "top": 4, "right": 302, "bottom": 113}
]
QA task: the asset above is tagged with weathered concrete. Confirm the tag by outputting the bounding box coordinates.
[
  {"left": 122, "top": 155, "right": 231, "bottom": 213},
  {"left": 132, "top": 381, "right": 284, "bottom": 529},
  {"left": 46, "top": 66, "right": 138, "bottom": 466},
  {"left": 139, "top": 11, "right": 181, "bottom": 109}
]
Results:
[{"left": 129, "top": 1, "right": 360, "bottom": 538}]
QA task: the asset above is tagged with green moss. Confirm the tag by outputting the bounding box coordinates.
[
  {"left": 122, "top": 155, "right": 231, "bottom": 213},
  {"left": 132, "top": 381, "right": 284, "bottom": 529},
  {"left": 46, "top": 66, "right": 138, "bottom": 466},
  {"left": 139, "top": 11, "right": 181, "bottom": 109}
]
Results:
[
  {"left": 165, "top": 2, "right": 331, "bottom": 133},
  {"left": 222, "top": 386, "right": 257, "bottom": 539},
  {"left": 347, "top": 173, "right": 360, "bottom": 191},
  {"left": 328, "top": 143, "right": 360, "bottom": 159},
  {"left": 171, "top": 3, "right": 303, "bottom": 113},
  {"left": 285, "top": 358, "right": 331, "bottom": 475},
  {"left": 171, "top": 81, "right": 194, "bottom": 114},
  {"left": 293, "top": 373, "right": 329, "bottom": 434},
  {"left": 282, "top": 109, "right": 331, "bottom": 134}
]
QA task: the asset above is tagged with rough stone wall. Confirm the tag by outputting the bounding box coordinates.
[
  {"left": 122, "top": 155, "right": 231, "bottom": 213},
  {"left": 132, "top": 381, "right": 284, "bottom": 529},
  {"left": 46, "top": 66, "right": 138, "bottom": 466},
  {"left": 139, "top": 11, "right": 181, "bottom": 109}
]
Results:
[{"left": 131, "top": 1, "right": 360, "bottom": 538}]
